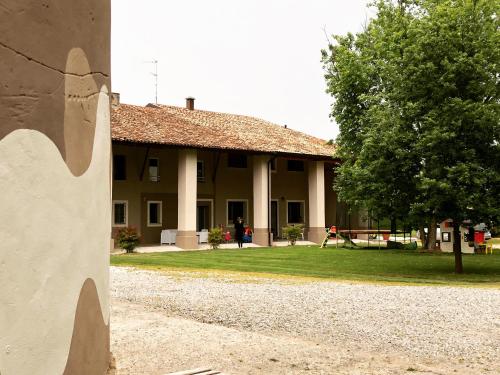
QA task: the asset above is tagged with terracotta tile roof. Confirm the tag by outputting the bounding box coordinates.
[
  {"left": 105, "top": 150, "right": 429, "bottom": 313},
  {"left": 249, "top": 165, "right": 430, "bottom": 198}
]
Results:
[{"left": 111, "top": 104, "right": 336, "bottom": 159}]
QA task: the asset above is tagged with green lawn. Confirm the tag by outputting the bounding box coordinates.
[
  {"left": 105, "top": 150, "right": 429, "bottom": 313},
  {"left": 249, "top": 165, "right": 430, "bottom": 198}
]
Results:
[{"left": 111, "top": 246, "right": 500, "bottom": 286}]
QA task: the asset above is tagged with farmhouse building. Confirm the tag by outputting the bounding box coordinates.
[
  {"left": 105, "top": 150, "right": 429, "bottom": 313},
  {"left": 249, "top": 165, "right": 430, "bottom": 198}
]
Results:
[{"left": 110, "top": 96, "right": 361, "bottom": 249}]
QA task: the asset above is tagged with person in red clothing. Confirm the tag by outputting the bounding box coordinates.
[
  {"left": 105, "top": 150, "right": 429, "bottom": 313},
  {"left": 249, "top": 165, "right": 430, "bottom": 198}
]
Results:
[
  {"left": 329, "top": 225, "right": 337, "bottom": 238},
  {"left": 243, "top": 225, "right": 253, "bottom": 243}
]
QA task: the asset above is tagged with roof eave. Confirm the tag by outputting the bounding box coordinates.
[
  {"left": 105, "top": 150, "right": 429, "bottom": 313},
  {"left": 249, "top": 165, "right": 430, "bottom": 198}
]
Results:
[{"left": 111, "top": 139, "right": 339, "bottom": 162}]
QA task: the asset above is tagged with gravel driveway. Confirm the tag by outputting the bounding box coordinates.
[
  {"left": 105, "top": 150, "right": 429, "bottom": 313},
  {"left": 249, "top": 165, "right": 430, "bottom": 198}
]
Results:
[{"left": 110, "top": 266, "right": 500, "bottom": 375}]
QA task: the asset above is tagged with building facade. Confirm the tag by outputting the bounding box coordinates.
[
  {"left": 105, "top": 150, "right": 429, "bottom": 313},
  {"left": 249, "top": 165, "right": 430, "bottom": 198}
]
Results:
[{"left": 111, "top": 97, "right": 363, "bottom": 248}]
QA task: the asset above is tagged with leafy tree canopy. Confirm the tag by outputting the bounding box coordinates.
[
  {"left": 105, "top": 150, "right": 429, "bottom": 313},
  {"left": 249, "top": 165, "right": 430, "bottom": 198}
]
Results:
[{"left": 322, "top": 0, "right": 499, "bottom": 271}]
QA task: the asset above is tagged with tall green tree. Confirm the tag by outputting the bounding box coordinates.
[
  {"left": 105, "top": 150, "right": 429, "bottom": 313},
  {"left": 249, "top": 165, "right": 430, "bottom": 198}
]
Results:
[{"left": 322, "top": 0, "right": 500, "bottom": 273}]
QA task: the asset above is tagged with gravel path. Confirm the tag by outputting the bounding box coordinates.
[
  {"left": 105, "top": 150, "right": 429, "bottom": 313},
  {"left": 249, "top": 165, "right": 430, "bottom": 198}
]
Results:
[{"left": 110, "top": 267, "right": 500, "bottom": 374}]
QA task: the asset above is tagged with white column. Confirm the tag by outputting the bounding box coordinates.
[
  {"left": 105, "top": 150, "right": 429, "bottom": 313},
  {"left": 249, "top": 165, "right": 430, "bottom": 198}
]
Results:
[
  {"left": 177, "top": 149, "right": 198, "bottom": 249},
  {"left": 308, "top": 160, "right": 326, "bottom": 244},
  {"left": 253, "top": 155, "right": 269, "bottom": 246}
]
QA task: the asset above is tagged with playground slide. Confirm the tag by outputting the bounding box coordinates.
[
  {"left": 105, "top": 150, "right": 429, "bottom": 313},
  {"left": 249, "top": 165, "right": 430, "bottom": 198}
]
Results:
[{"left": 320, "top": 232, "right": 358, "bottom": 248}]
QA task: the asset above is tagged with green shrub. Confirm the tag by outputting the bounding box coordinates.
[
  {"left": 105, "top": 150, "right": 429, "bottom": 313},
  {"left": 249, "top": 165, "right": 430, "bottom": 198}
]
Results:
[
  {"left": 282, "top": 224, "right": 304, "bottom": 246},
  {"left": 403, "top": 241, "right": 418, "bottom": 250},
  {"left": 386, "top": 240, "right": 404, "bottom": 249},
  {"left": 208, "top": 227, "right": 224, "bottom": 249},
  {"left": 117, "top": 227, "right": 140, "bottom": 253}
]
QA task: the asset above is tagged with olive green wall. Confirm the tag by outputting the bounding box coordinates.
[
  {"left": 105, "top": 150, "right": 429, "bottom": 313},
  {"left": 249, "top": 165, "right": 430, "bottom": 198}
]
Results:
[
  {"left": 270, "top": 158, "right": 308, "bottom": 236},
  {"left": 213, "top": 153, "right": 254, "bottom": 229},
  {"left": 324, "top": 166, "right": 338, "bottom": 227}
]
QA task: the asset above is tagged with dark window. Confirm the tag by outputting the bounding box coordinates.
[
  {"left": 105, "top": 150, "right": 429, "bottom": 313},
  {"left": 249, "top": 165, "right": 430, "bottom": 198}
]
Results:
[
  {"left": 197, "top": 160, "right": 205, "bottom": 182},
  {"left": 228, "top": 153, "right": 247, "bottom": 168},
  {"left": 287, "top": 201, "right": 304, "bottom": 223},
  {"left": 149, "top": 204, "right": 158, "bottom": 223},
  {"left": 148, "top": 201, "right": 162, "bottom": 226},
  {"left": 287, "top": 160, "right": 304, "bottom": 172},
  {"left": 113, "top": 155, "right": 126, "bottom": 180},
  {"left": 113, "top": 202, "right": 127, "bottom": 226},
  {"left": 228, "top": 201, "right": 245, "bottom": 224},
  {"left": 148, "top": 158, "right": 160, "bottom": 182},
  {"left": 442, "top": 232, "right": 451, "bottom": 242}
]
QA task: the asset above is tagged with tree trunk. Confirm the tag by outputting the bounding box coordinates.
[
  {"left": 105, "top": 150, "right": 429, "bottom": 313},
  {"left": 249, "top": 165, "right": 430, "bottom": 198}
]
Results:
[
  {"left": 452, "top": 221, "right": 464, "bottom": 274},
  {"left": 426, "top": 219, "right": 437, "bottom": 251},
  {"left": 419, "top": 224, "right": 427, "bottom": 248},
  {"left": 390, "top": 217, "right": 397, "bottom": 235}
]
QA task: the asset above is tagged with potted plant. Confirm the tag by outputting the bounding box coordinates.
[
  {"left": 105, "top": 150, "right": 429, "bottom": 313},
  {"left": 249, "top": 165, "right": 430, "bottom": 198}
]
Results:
[{"left": 282, "top": 224, "right": 304, "bottom": 246}]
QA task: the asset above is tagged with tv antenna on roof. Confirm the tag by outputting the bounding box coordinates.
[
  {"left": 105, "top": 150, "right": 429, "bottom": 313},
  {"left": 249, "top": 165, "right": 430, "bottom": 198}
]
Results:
[{"left": 144, "top": 59, "right": 158, "bottom": 104}]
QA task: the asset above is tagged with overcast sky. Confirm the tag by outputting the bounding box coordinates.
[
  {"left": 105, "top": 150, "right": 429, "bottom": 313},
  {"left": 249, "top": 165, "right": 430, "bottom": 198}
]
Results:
[{"left": 111, "top": 0, "right": 373, "bottom": 139}]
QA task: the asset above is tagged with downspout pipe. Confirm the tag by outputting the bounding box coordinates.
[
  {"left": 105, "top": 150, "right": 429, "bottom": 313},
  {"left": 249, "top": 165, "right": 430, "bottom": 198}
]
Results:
[{"left": 267, "top": 155, "right": 278, "bottom": 246}]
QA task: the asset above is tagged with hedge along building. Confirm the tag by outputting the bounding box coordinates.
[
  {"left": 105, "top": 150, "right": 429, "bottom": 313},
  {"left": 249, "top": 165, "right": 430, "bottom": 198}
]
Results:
[
  {"left": 111, "top": 96, "right": 363, "bottom": 248},
  {"left": 0, "top": 1, "right": 111, "bottom": 374}
]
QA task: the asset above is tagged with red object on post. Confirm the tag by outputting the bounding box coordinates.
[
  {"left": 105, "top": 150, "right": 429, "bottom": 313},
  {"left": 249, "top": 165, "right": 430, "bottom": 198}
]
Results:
[
  {"left": 474, "top": 231, "right": 485, "bottom": 244},
  {"left": 383, "top": 234, "right": 390, "bottom": 240}
]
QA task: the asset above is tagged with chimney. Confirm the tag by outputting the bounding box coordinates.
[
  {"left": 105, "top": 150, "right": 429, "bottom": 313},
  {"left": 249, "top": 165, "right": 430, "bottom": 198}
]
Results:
[
  {"left": 111, "top": 92, "right": 120, "bottom": 108},
  {"left": 186, "top": 97, "right": 195, "bottom": 110}
]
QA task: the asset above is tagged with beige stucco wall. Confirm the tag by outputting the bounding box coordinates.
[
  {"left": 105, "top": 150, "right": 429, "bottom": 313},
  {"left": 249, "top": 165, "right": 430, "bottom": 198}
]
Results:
[
  {"left": 0, "top": 1, "right": 111, "bottom": 373},
  {"left": 176, "top": 149, "right": 198, "bottom": 248},
  {"left": 252, "top": 155, "right": 269, "bottom": 228},
  {"left": 0, "top": 92, "right": 111, "bottom": 374},
  {"left": 308, "top": 161, "right": 325, "bottom": 228},
  {"left": 252, "top": 155, "right": 270, "bottom": 245},
  {"left": 112, "top": 145, "right": 352, "bottom": 244},
  {"left": 177, "top": 149, "right": 198, "bottom": 231}
]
